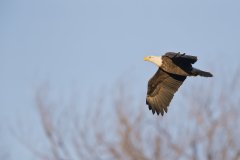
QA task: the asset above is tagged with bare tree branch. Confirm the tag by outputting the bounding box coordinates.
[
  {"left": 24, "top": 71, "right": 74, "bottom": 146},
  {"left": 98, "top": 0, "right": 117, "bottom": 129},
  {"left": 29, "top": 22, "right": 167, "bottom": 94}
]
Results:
[{"left": 13, "top": 70, "right": 240, "bottom": 160}]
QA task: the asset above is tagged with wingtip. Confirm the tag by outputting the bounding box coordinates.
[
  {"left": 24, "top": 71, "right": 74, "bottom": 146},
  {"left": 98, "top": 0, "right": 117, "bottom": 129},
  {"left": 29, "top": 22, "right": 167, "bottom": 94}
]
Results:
[
  {"left": 152, "top": 109, "right": 155, "bottom": 114},
  {"left": 160, "top": 112, "right": 164, "bottom": 116},
  {"left": 163, "top": 107, "right": 168, "bottom": 113}
]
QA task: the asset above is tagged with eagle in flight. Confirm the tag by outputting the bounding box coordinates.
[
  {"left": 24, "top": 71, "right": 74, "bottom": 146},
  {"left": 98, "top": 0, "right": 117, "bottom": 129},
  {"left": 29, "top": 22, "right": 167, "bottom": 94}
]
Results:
[{"left": 144, "top": 52, "right": 213, "bottom": 116}]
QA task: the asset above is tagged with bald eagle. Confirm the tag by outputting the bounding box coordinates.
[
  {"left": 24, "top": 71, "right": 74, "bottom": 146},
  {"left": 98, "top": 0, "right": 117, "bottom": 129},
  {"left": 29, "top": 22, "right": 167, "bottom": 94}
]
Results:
[{"left": 144, "top": 52, "right": 213, "bottom": 116}]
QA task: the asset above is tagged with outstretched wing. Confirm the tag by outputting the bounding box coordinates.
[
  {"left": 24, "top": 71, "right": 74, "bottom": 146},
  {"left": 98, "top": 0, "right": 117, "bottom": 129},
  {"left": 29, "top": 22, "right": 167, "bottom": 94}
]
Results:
[
  {"left": 146, "top": 68, "right": 186, "bottom": 116},
  {"left": 164, "top": 52, "right": 198, "bottom": 64}
]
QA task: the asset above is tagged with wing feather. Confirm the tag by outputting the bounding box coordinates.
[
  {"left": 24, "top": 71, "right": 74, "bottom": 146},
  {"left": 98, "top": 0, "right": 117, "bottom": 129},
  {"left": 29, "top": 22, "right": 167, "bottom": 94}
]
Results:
[
  {"left": 146, "top": 68, "right": 186, "bottom": 116},
  {"left": 164, "top": 52, "right": 198, "bottom": 64}
]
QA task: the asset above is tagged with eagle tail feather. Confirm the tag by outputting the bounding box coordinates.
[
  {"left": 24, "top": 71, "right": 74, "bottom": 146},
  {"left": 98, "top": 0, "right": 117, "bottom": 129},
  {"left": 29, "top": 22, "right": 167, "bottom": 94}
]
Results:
[{"left": 191, "top": 68, "right": 213, "bottom": 77}]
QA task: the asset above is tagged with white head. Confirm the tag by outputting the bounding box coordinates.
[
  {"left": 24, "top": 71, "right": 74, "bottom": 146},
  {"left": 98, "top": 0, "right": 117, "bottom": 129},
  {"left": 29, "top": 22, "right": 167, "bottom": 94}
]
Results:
[{"left": 144, "top": 56, "right": 162, "bottom": 67}]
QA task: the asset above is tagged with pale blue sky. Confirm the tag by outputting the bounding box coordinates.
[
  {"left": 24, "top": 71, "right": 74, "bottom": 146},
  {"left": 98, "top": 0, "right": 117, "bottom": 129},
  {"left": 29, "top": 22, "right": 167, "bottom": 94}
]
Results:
[{"left": 1, "top": 0, "right": 240, "bottom": 159}]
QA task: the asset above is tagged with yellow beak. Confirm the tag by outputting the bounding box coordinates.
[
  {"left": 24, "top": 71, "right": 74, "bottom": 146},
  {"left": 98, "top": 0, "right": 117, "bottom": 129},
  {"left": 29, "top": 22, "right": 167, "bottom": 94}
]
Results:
[{"left": 144, "top": 56, "right": 149, "bottom": 61}]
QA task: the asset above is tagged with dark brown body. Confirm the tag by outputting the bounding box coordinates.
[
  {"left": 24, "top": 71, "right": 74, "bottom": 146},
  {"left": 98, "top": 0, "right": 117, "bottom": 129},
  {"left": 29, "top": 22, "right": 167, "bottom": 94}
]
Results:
[{"left": 161, "top": 52, "right": 197, "bottom": 76}]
